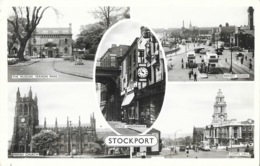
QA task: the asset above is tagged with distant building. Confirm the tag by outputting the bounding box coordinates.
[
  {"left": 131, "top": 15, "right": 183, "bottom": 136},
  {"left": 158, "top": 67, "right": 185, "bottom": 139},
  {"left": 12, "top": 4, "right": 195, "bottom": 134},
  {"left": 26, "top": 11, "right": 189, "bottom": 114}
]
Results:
[{"left": 10, "top": 87, "right": 97, "bottom": 155}]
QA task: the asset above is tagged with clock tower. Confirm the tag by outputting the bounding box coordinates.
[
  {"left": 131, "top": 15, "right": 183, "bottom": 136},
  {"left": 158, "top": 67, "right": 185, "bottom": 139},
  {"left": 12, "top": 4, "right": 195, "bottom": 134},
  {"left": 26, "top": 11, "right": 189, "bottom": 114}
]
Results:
[
  {"left": 212, "top": 89, "right": 227, "bottom": 124},
  {"left": 11, "top": 87, "right": 39, "bottom": 153}
]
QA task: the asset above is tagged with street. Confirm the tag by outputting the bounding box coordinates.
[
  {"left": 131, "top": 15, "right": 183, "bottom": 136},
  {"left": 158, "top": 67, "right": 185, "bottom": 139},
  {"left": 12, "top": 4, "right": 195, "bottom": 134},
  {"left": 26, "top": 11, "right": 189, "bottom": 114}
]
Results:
[
  {"left": 160, "top": 147, "right": 251, "bottom": 158},
  {"left": 8, "top": 58, "right": 93, "bottom": 82},
  {"left": 167, "top": 43, "right": 254, "bottom": 81},
  {"left": 107, "top": 121, "right": 146, "bottom": 135}
]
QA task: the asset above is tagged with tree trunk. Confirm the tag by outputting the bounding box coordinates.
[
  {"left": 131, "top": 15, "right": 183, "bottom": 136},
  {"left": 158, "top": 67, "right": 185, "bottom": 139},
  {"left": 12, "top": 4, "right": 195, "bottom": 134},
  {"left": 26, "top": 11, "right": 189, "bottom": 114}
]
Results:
[{"left": 17, "top": 42, "right": 27, "bottom": 61}]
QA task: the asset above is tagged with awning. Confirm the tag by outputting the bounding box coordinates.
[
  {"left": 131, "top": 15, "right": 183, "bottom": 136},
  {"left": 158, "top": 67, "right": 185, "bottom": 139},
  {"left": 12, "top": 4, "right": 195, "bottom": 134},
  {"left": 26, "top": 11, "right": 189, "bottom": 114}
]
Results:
[{"left": 121, "top": 92, "right": 135, "bottom": 106}]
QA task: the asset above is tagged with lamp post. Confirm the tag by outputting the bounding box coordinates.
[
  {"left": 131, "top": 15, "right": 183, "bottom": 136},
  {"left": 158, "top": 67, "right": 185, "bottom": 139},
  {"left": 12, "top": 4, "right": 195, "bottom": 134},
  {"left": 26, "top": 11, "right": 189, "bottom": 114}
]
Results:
[
  {"left": 70, "top": 121, "right": 73, "bottom": 158},
  {"left": 229, "top": 34, "right": 233, "bottom": 73},
  {"left": 174, "top": 129, "right": 181, "bottom": 153}
]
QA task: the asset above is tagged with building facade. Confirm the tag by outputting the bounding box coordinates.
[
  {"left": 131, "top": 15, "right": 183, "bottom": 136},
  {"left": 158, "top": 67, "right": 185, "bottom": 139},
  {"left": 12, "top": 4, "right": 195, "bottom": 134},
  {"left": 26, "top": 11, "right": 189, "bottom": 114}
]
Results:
[
  {"left": 10, "top": 88, "right": 97, "bottom": 155},
  {"left": 197, "top": 89, "right": 254, "bottom": 147},
  {"left": 26, "top": 24, "right": 73, "bottom": 58},
  {"left": 120, "top": 26, "right": 166, "bottom": 127}
]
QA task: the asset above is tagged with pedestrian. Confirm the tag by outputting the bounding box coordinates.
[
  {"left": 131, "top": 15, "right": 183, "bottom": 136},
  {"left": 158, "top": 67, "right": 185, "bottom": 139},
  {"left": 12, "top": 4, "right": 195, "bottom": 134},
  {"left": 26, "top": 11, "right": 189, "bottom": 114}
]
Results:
[
  {"left": 194, "top": 72, "right": 197, "bottom": 81},
  {"left": 245, "top": 56, "right": 247, "bottom": 61},
  {"left": 241, "top": 58, "right": 244, "bottom": 65},
  {"left": 237, "top": 148, "right": 240, "bottom": 152},
  {"left": 249, "top": 62, "right": 252, "bottom": 71},
  {"left": 186, "top": 62, "right": 188, "bottom": 69},
  {"left": 182, "top": 63, "right": 184, "bottom": 69},
  {"left": 225, "top": 58, "right": 227, "bottom": 63},
  {"left": 186, "top": 148, "right": 189, "bottom": 158},
  {"left": 181, "top": 58, "right": 184, "bottom": 63},
  {"left": 188, "top": 72, "right": 192, "bottom": 80}
]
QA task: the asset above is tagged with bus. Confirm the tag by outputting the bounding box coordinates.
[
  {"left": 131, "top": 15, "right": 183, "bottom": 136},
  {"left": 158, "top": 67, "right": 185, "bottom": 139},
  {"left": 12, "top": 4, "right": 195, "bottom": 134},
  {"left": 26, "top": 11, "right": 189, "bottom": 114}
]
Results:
[
  {"left": 186, "top": 51, "right": 197, "bottom": 68},
  {"left": 204, "top": 52, "right": 219, "bottom": 68}
]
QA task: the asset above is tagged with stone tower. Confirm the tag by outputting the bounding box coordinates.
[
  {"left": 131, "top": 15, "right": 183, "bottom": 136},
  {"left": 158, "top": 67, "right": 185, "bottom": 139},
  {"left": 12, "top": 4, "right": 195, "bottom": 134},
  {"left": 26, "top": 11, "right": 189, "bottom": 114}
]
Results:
[
  {"left": 212, "top": 89, "right": 227, "bottom": 124},
  {"left": 11, "top": 87, "right": 39, "bottom": 153}
]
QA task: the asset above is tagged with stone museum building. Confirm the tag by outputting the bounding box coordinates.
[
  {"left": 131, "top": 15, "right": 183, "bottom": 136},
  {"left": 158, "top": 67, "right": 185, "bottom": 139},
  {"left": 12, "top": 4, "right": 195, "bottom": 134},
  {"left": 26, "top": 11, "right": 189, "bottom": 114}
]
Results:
[
  {"left": 25, "top": 24, "right": 73, "bottom": 58},
  {"left": 193, "top": 89, "right": 254, "bottom": 147},
  {"left": 10, "top": 87, "right": 97, "bottom": 155}
]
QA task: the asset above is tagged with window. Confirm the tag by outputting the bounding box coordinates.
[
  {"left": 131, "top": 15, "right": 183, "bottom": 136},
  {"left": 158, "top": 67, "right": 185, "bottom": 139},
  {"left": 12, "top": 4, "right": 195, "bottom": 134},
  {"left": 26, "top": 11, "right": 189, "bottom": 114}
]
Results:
[
  {"left": 65, "top": 39, "right": 68, "bottom": 44},
  {"left": 72, "top": 134, "right": 76, "bottom": 142},
  {"left": 133, "top": 50, "right": 136, "bottom": 64},
  {"left": 60, "top": 134, "right": 65, "bottom": 142},
  {"left": 84, "top": 134, "right": 89, "bottom": 142},
  {"left": 60, "top": 145, "right": 65, "bottom": 151},
  {"left": 64, "top": 47, "right": 68, "bottom": 54},
  {"left": 24, "top": 105, "right": 28, "bottom": 116},
  {"left": 19, "top": 105, "right": 23, "bottom": 116}
]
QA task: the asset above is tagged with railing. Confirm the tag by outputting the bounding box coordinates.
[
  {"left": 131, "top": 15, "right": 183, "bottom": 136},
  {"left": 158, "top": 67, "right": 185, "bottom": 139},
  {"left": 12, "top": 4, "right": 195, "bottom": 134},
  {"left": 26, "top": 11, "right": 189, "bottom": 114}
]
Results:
[{"left": 96, "top": 59, "right": 120, "bottom": 68}]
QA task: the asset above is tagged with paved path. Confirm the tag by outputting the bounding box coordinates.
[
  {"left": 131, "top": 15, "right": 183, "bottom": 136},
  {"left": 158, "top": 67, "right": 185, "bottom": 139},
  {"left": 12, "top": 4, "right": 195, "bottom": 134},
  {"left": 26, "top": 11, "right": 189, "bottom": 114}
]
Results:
[
  {"left": 107, "top": 121, "right": 145, "bottom": 135},
  {"left": 8, "top": 58, "right": 92, "bottom": 82}
]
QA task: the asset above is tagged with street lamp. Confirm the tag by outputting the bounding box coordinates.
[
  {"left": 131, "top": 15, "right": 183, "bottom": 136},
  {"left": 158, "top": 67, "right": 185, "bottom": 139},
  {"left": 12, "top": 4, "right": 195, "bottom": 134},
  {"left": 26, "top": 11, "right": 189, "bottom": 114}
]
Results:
[
  {"left": 229, "top": 34, "right": 233, "bottom": 73},
  {"left": 174, "top": 129, "right": 181, "bottom": 153}
]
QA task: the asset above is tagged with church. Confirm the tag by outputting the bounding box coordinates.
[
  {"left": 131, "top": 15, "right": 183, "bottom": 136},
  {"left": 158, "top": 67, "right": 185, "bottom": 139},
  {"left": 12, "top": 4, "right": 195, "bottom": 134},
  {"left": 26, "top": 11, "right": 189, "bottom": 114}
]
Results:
[{"left": 10, "top": 87, "right": 97, "bottom": 155}]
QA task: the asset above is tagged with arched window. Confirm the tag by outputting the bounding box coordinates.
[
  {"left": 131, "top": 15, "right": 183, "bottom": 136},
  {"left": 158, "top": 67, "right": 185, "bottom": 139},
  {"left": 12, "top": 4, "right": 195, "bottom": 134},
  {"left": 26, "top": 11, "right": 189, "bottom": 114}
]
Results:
[
  {"left": 64, "top": 47, "right": 68, "bottom": 54},
  {"left": 84, "top": 134, "right": 88, "bottom": 142},
  {"left": 19, "top": 105, "right": 23, "bottom": 116},
  {"left": 60, "top": 134, "right": 65, "bottom": 142},
  {"left": 72, "top": 134, "right": 76, "bottom": 142},
  {"left": 24, "top": 105, "right": 28, "bottom": 116},
  {"left": 60, "top": 145, "right": 65, "bottom": 152}
]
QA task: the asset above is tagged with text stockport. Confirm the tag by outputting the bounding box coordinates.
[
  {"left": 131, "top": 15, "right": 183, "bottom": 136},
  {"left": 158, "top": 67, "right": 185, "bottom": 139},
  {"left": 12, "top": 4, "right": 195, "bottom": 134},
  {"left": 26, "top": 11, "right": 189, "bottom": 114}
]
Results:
[{"left": 105, "top": 135, "right": 158, "bottom": 147}]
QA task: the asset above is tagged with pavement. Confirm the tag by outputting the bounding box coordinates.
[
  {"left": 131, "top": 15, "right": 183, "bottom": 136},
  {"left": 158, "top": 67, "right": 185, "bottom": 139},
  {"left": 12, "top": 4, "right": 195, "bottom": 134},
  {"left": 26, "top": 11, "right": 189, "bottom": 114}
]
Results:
[
  {"left": 107, "top": 121, "right": 148, "bottom": 135},
  {"left": 167, "top": 43, "right": 254, "bottom": 81},
  {"left": 8, "top": 58, "right": 93, "bottom": 82}
]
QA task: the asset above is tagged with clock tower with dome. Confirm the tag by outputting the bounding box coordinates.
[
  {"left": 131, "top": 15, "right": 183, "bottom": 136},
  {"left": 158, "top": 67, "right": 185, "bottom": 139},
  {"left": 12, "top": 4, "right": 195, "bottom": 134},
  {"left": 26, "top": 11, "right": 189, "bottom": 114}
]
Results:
[
  {"left": 11, "top": 87, "right": 39, "bottom": 153},
  {"left": 212, "top": 89, "right": 227, "bottom": 124}
]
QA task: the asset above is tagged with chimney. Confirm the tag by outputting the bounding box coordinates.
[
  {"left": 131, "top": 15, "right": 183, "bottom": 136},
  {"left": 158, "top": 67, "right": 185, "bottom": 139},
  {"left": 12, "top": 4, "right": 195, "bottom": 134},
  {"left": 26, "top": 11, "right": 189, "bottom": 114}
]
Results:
[
  {"left": 219, "top": 24, "right": 222, "bottom": 27},
  {"left": 140, "top": 26, "right": 146, "bottom": 36},
  {"left": 111, "top": 44, "right": 117, "bottom": 48},
  {"left": 248, "top": 7, "right": 254, "bottom": 30},
  {"left": 225, "top": 23, "right": 229, "bottom": 27}
]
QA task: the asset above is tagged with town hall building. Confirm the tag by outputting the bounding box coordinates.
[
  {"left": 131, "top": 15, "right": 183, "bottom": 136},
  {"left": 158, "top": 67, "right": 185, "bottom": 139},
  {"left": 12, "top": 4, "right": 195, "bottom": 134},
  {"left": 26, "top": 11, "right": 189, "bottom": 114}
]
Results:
[{"left": 10, "top": 87, "right": 97, "bottom": 155}]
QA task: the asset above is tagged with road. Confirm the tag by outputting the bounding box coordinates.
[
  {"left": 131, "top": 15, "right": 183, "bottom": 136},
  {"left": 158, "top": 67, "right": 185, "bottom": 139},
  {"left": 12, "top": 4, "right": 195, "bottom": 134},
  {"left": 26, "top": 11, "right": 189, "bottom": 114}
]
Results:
[
  {"left": 8, "top": 58, "right": 92, "bottom": 82},
  {"left": 108, "top": 121, "right": 143, "bottom": 135},
  {"left": 167, "top": 43, "right": 254, "bottom": 81},
  {"left": 161, "top": 147, "right": 250, "bottom": 158}
]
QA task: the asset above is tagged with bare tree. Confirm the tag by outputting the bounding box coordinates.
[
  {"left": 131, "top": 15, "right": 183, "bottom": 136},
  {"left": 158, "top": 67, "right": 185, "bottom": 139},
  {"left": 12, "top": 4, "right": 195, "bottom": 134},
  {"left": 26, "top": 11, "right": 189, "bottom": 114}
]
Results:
[
  {"left": 7, "top": 7, "right": 57, "bottom": 61},
  {"left": 91, "top": 7, "right": 130, "bottom": 29}
]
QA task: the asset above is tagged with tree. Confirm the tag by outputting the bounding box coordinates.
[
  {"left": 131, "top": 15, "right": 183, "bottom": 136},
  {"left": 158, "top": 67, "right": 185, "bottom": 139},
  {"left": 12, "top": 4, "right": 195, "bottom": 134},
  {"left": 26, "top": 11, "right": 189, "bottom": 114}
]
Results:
[
  {"left": 91, "top": 7, "right": 130, "bottom": 29},
  {"left": 75, "top": 22, "right": 105, "bottom": 54},
  {"left": 32, "top": 130, "right": 59, "bottom": 155},
  {"left": 86, "top": 142, "right": 102, "bottom": 154},
  {"left": 7, "top": 7, "right": 57, "bottom": 61}
]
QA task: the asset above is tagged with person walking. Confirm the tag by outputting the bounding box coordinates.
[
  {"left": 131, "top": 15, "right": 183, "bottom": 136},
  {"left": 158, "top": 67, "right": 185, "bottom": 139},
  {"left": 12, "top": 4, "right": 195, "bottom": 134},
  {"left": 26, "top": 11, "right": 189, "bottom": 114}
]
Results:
[
  {"left": 186, "top": 147, "right": 189, "bottom": 158},
  {"left": 188, "top": 72, "right": 192, "bottom": 80},
  {"left": 194, "top": 72, "right": 197, "bottom": 81},
  {"left": 182, "top": 63, "right": 184, "bottom": 69}
]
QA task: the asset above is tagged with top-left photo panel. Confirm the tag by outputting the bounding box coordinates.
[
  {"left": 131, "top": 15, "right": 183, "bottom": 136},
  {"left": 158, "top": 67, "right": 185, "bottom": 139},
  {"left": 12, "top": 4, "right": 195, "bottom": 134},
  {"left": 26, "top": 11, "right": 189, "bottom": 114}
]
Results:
[{"left": 7, "top": 6, "right": 130, "bottom": 82}]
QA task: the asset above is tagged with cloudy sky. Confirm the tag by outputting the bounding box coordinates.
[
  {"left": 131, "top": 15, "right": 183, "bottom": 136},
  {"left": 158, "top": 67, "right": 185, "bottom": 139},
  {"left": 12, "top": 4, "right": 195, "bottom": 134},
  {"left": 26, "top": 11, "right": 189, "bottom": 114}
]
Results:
[
  {"left": 131, "top": 6, "right": 249, "bottom": 29},
  {"left": 152, "top": 83, "right": 255, "bottom": 138},
  {"left": 8, "top": 83, "right": 111, "bottom": 139},
  {"left": 97, "top": 20, "right": 142, "bottom": 58}
]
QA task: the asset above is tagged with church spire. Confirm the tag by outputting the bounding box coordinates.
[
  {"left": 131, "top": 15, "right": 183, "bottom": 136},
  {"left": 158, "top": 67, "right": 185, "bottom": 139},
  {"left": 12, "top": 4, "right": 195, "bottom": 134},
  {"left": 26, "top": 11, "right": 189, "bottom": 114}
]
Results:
[
  {"left": 44, "top": 117, "right": 47, "bottom": 129},
  {"left": 79, "top": 116, "right": 81, "bottom": 127},
  {"left": 55, "top": 117, "right": 58, "bottom": 128},
  {"left": 16, "top": 87, "right": 20, "bottom": 101},
  {"left": 29, "top": 86, "right": 32, "bottom": 99},
  {"left": 34, "top": 93, "right": 38, "bottom": 104}
]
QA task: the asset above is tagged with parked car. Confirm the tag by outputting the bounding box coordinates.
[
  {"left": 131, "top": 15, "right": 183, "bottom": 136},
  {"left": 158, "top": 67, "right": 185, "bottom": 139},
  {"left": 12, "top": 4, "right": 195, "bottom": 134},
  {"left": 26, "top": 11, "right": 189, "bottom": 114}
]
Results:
[{"left": 231, "top": 46, "right": 242, "bottom": 51}]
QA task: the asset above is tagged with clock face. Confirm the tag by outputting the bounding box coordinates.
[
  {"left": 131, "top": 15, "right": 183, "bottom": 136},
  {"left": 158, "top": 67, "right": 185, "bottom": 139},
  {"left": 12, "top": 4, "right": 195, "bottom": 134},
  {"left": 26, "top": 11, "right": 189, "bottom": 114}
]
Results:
[
  {"left": 21, "top": 118, "right": 25, "bottom": 123},
  {"left": 137, "top": 67, "right": 148, "bottom": 78}
]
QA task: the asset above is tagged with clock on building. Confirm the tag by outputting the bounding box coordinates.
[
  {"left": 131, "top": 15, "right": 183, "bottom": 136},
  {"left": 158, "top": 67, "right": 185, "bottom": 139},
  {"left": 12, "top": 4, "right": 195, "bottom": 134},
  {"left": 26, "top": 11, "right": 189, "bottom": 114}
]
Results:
[
  {"left": 137, "top": 67, "right": 148, "bottom": 78},
  {"left": 21, "top": 118, "right": 25, "bottom": 123}
]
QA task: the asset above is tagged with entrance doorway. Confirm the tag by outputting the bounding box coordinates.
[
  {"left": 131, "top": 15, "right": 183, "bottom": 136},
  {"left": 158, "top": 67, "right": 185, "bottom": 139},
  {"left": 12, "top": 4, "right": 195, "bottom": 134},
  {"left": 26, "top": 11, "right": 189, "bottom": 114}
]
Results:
[{"left": 48, "top": 50, "right": 53, "bottom": 57}]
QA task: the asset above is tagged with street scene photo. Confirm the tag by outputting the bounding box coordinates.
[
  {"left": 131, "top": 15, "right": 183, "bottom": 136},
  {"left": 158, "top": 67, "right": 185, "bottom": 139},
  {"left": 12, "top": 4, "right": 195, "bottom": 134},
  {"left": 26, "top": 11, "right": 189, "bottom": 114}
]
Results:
[
  {"left": 132, "top": 6, "right": 255, "bottom": 81},
  {"left": 8, "top": 6, "right": 130, "bottom": 82},
  {"left": 130, "top": 84, "right": 254, "bottom": 158},
  {"left": 95, "top": 20, "right": 166, "bottom": 135},
  {"left": 8, "top": 84, "right": 131, "bottom": 158}
]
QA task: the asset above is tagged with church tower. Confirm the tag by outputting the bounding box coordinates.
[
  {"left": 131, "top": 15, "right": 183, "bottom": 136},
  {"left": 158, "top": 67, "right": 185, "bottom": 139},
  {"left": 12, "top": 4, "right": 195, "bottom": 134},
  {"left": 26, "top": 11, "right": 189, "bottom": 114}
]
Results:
[
  {"left": 11, "top": 87, "right": 39, "bottom": 153},
  {"left": 248, "top": 6, "right": 254, "bottom": 30},
  {"left": 212, "top": 89, "right": 227, "bottom": 124}
]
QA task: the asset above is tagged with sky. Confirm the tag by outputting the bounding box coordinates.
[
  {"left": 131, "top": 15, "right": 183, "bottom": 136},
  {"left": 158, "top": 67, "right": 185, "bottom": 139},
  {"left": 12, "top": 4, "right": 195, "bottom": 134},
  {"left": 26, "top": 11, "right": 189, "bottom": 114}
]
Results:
[
  {"left": 131, "top": 6, "right": 249, "bottom": 29},
  {"left": 96, "top": 20, "right": 142, "bottom": 58},
  {"left": 8, "top": 84, "right": 111, "bottom": 139},
  {"left": 7, "top": 6, "right": 100, "bottom": 39},
  {"left": 152, "top": 83, "right": 255, "bottom": 138}
]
